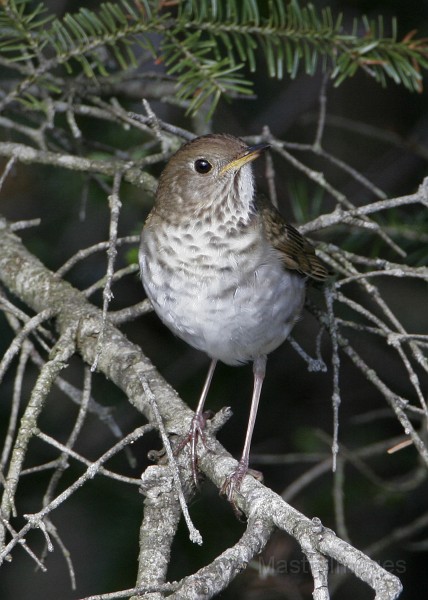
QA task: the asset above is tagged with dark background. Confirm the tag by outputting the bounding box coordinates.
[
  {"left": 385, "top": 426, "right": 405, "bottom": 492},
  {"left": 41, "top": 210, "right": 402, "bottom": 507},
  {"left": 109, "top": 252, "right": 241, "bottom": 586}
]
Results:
[{"left": 1, "top": 1, "right": 428, "bottom": 599}]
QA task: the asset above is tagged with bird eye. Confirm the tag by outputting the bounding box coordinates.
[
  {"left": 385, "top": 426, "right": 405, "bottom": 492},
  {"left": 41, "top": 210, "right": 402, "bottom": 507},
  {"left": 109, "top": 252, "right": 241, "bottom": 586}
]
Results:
[{"left": 194, "top": 159, "right": 212, "bottom": 174}]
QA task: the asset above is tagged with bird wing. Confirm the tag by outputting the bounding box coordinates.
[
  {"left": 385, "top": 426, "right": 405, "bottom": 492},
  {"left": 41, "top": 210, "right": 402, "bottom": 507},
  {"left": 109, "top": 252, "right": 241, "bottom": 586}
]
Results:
[{"left": 256, "top": 197, "right": 328, "bottom": 282}]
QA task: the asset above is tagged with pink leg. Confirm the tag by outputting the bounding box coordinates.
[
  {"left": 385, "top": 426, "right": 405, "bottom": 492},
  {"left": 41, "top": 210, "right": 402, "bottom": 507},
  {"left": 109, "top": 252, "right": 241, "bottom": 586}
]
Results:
[
  {"left": 176, "top": 358, "right": 217, "bottom": 485},
  {"left": 221, "top": 355, "right": 266, "bottom": 501}
]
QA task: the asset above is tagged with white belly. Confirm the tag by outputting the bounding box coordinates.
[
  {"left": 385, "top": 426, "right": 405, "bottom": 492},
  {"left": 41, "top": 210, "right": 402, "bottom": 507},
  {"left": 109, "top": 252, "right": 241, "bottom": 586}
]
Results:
[{"left": 140, "top": 224, "right": 305, "bottom": 365}]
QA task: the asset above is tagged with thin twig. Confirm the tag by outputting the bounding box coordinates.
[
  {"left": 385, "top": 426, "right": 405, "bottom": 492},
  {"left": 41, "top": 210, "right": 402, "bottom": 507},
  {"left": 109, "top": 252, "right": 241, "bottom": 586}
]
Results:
[
  {"left": 92, "top": 172, "right": 123, "bottom": 372},
  {"left": 325, "top": 286, "right": 341, "bottom": 472},
  {"left": 0, "top": 425, "right": 152, "bottom": 564},
  {"left": 139, "top": 373, "right": 203, "bottom": 545}
]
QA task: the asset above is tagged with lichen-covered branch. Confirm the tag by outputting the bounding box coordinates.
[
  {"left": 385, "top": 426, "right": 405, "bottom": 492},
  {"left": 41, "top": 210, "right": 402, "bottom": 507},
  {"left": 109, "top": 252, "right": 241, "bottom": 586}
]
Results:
[{"left": 0, "top": 216, "right": 403, "bottom": 598}]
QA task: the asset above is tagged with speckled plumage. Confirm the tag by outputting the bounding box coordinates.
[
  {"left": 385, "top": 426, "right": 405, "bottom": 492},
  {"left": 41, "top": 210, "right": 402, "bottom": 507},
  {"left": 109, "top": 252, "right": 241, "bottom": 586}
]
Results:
[{"left": 139, "top": 134, "right": 327, "bottom": 499}]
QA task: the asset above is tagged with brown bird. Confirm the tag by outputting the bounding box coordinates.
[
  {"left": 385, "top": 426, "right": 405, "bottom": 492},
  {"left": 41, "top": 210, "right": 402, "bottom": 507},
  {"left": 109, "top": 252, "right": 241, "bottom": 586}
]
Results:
[{"left": 139, "top": 134, "right": 327, "bottom": 500}]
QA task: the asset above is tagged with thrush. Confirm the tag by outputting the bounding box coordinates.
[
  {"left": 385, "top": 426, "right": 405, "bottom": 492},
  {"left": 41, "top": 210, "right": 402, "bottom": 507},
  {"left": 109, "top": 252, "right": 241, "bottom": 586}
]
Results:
[{"left": 139, "top": 133, "right": 327, "bottom": 500}]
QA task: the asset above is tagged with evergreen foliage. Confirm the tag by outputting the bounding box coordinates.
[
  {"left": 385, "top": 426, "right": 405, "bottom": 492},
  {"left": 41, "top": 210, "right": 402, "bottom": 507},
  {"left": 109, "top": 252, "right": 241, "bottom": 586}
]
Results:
[{"left": 0, "top": 0, "right": 427, "bottom": 117}]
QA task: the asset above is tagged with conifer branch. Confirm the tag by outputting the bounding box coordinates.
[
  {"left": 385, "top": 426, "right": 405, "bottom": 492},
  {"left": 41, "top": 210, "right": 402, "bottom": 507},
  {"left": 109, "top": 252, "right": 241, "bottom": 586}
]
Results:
[{"left": 0, "top": 0, "right": 427, "bottom": 117}]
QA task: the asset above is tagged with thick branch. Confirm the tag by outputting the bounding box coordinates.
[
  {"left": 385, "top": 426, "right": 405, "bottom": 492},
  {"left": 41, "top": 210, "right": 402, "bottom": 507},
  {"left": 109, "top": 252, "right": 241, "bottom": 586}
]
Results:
[
  {"left": 0, "top": 217, "right": 192, "bottom": 437},
  {"left": 0, "top": 218, "right": 403, "bottom": 599}
]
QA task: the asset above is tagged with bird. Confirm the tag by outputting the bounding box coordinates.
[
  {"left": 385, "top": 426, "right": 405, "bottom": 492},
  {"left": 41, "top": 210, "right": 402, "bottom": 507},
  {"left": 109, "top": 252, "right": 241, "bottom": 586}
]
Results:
[{"left": 139, "top": 133, "right": 327, "bottom": 500}]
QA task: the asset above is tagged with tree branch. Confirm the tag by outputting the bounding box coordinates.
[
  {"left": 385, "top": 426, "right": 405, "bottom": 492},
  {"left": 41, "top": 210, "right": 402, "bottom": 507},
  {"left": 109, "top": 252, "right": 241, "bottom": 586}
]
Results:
[{"left": 0, "top": 217, "right": 404, "bottom": 598}]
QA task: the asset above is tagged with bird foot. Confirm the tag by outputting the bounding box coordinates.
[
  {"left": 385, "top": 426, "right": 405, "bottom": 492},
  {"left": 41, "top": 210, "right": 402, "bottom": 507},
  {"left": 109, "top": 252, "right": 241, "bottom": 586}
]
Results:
[
  {"left": 175, "top": 410, "right": 213, "bottom": 486},
  {"left": 220, "top": 461, "right": 263, "bottom": 503}
]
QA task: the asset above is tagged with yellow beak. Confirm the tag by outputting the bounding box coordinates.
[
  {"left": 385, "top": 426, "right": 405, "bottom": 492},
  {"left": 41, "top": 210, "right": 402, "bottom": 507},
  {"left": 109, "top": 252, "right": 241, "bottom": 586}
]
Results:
[{"left": 220, "top": 142, "right": 270, "bottom": 174}]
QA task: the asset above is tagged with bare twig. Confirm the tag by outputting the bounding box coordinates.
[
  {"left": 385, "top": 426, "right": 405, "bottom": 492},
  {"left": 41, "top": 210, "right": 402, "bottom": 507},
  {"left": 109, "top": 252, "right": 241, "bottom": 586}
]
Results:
[
  {"left": 139, "top": 373, "right": 202, "bottom": 545},
  {"left": 92, "top": 172, "right": 123, "bottom": 371}
]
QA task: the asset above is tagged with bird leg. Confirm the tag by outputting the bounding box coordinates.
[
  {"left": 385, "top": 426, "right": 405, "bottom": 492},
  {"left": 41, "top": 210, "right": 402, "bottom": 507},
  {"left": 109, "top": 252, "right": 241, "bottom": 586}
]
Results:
[
  {"left": 176, "top": 358, "right": 217, "bottom": 485},
  {"left": 221, "top": 355, "right": 266, "bottom": 502}
]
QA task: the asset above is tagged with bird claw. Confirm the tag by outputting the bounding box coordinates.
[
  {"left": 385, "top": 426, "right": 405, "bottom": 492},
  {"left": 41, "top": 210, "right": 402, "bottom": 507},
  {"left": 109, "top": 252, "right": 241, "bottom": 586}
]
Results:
[
  {"left": 175, "top": 411, "right": 212, "bottom": 487},
  {"left": 221, "top": 463, "right": 263, "bottom": 505}
]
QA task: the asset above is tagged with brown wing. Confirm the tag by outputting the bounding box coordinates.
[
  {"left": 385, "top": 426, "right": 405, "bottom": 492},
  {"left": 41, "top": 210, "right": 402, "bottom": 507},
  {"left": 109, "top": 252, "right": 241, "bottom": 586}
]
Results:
[{"left": 256, "top": 197, "right": 328, "bottom": 282}]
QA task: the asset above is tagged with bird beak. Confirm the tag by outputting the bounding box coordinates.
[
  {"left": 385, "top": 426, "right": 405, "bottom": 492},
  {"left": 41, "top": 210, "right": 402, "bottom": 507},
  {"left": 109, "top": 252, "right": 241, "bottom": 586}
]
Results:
[{"left": 220, "top": 142, "right": 270, "bottom": 174}]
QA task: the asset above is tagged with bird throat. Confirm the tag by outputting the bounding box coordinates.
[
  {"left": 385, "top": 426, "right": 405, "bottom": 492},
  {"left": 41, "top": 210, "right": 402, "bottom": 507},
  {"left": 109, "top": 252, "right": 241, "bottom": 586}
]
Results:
[{"left": 156, "top": 162, "right": 257, "bottom": 233}]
